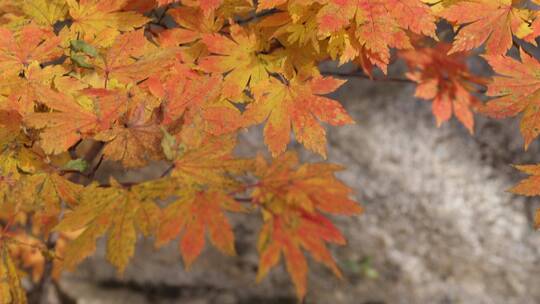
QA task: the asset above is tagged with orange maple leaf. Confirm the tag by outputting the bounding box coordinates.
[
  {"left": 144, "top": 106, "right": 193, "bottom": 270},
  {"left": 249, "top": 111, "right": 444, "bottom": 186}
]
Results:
[
  {"left": 158, "top": 6, "right": 223, "bottom": 48},
  {"left": 399, "top": 43, "right": 486, "bottom": 133},
  {"left": 1, "top": 63, "right": 65, "bottom": 115},
  {"left": 317, "top": 0, "right": 436, "bottom": 72},
  {"left": 156, "top": 190, "right": 244, "bottom": 267},
  {"left": 95, "top": 98, "right": 164, "bottom": 168},
  {"left": 438, "top": 0, "right": 533, "bottom": 55},
  {"left": 24, "top": 88, "right": 124, "bottom": 154},
  {"left": 94, "top": 30, "right": 175, "bottom": 86},
  {"left": 244, "top": 75, "right": 354, "bottom": 157},
  {"left": 509, "top": 164, "right": 540, "bottom": 229},
  {"left": 253, "top": 152, "right": 362, "bottom": 299},
  {"left": 318, "top": 0, "right": 436, "bottom": 36},
  {"left": 149, "top": 64, "right": 223, "bottom": 125},
  {"left": 0, "top": 24, "right": 61, "bottom": 77},
  {"left": 146, "top": 61, "right": 244, "bottom": 136},
  {"left": 510, "top": 164, "right": 540, "bottom": 197},
  {"left": 482, "top": 49, "right": 540, "bottom": 149}
]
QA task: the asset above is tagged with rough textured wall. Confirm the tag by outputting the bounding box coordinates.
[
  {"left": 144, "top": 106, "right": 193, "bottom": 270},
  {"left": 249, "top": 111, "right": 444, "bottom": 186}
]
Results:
[{"left": 54, "top": 76, "right": 540, "bottom": 304}]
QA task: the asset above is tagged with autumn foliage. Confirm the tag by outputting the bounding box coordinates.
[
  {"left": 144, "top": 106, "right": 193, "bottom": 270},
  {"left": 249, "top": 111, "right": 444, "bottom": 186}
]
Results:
[{"left": 2, "top": 0, "right": 540, "bottom": 302}]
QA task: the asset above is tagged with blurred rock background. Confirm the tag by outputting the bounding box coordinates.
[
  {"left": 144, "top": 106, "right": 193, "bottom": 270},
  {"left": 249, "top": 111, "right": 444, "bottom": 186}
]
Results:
[{"left": 48, "top": 66, "right": 540, "bottom": 304}]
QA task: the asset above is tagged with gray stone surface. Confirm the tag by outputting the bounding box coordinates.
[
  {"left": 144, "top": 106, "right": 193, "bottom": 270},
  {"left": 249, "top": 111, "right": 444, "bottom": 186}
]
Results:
[{"left": 57, "top": 77, "right": 540, "bottom": 304}]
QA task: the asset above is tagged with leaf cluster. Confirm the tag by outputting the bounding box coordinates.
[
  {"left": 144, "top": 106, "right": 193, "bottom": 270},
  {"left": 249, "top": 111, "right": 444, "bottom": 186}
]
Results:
[{"left": 2, "top": 0, "right": 540, "bottom": 302}]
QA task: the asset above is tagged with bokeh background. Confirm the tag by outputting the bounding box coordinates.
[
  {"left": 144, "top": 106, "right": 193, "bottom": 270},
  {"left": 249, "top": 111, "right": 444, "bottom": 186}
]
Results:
[{"left": 50, "top": 62, "right": 540, "bottom": 304}]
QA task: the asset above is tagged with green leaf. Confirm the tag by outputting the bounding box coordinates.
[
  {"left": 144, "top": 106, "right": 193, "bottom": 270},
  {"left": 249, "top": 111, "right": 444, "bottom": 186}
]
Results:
[
  {"left": 70, "top": 54, "right": 93, "bottom": 68},
  {"left": 63, "top": 159, "right": 88, "bottom": 172},
  {"left": 70, "top": 40, "right": 98, "bottom": 57}
]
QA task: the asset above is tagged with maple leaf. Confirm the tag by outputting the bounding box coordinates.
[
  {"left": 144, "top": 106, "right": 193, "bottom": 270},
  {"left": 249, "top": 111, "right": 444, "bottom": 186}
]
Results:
[
  {"left": 17, "top": 171, "right": 82, "bottom": 234},
  {"left": 8, "top": 233, "right": 47, "bottom": 282},
  {"left": 54, "top": 180, "right": 162, "bottom": 273},
  {"left": 0, "top": 24, "right": 61, "bottom": 78},
  {"left": 0, "top": 245, "right": 27, "bottom": 304},
  {"left": 0, "top": 107, "right": 23, "bottom": 145},
  {"left": 95, "top": 91, "right": 164, "bottom": 168},
  {"left": 482, "top": 49, "right": 540, "bottom": 149},
  {"left": 253, "top": 152, "right": 362, "bottom": 299},
  {"left": 169, "top": 135, "right": 250, "bottom": 187},
  {"left": 156, "top": 190, "right": 244, "bottom": 267},
  {"left": 199, "top": 24, "right": 269, "bottom": 99},
  {"left": 1, "top": 62, "right": 66, "bottom": 115},
  {"left": 94, "top": 30, "right": 176, "bottom": 86},
  {"left": 399, "top": 43, "right": 486, "bottom": 133},
  {"left": 509, "top": 164, "right": 540, "bottom": 229},
  {"left": 318, "top": 0, "right": 436, "bottom": 36},
  {"left": 97, "top": 122, "right": 163, "bottom": 168},
  {"left": 315, "top": 0, "right": 436, "bottom": 71},
  {"left": 158, "top": 6, "right": 223, "bottom": 50},
  {"left": 24, "top": 88, "right": 124, "bottom": 154},
  {"left": 150, "top": 64, "right": 223, "bottom": 124},
  {"left": 66, "top": 0, "right": 149, "bottom": 40},
  {"left": 244, "top": 75, "right": 354, "bottom": 157},
  {"left": 510, "top": 164, "right": 540, "bottom": 196},
  {"left": 20, "top": 0, "right": 68, "bottom": 26},
  {"left": 438, "top": 0, "right": 533, "bottom": 55},
  {"left": 147, "top": 61, "right": 243, "bottom": 135}
]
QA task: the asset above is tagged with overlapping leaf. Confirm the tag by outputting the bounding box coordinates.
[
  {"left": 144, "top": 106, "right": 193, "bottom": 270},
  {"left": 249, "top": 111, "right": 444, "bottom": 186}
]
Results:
[
  {"left": 54, "top": 180, "right": 162, "bottom": 273},
  {"left": 0, "top": 245, "right": 27, "bottom": 304},
  {"left": 244, "top": 75, "right": 354, "bottom": 157},
  {"left": 199, "top": 24, "right": 269, "bottom": 99},
  {"left": 0, "top": 24, "right": 61, "bottom": 78},
  {"left": 93, "top": 30, "right": 176, "bottom": 85},
  {"left": 20, "top": 0, "right": 68, "bottom": 26},
  {"left": 399, "top": 43, "right": 485, "bottom": 133},
  {"left": 156, "top": 190, "right": 244, "bottom": 267},
  {"left": 483, "top": 49, "right": 540, "bottom": 149},
  {"left": 168, "top": 135, "right": 250, "bottom": 187},
  {"left": 437, "top": 0, "right": 534, "bottom": 55},
  {"left": 24, "top": 88, "right": 124, "bottom": 154},
  {"left": 253, "top": 152, "right": 362, "bottom": 299},
  {"left": 66, "top": 0, "right": 149, "bottom": 41},
  {"left": 158, "top": 6, "right": 223, "bottom": 49},
  {"left": 509, "top": 164, "right": 540, "bottom": 228},
  {"left": 317, "top": 0, "right": 436, "bottom": 71},
  {"left": 1, "top": 63, "right": 66, "bottom": 115},
  {"left": 95, "top": 90, "right": 164, "bottom": 168}
]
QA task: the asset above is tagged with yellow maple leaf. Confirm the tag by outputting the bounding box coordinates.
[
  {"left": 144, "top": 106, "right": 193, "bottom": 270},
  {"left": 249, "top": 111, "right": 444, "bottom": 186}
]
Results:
[
  {"left": 54, "top": 180, "right": 162, "bottom": 273},
  {"left": 244, "top": 75, "right": 354, "bottom": 157},
  {"left": 21, "top": 0, "right": 68, "bottom": 26},
  {"left": 0, "top": 245, "right": 27, "bottom": 304},
  {"left": 199, "top": 24, "right": 269, "bottom": 100},
  {"left": 66, "top": 0, "right": 149, "bottom": 41}
]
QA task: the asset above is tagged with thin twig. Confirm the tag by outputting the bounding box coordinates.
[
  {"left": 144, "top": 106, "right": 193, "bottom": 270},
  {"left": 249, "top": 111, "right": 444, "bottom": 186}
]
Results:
[
  {"left": 160, "top": 163, "right": 175, "bottom": 178},
  {"left": 234, "top": 197, "right": 253, "bottom": 203},
  {"left": 320, "top": 70, "right": 414, "bottom": 84}
]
